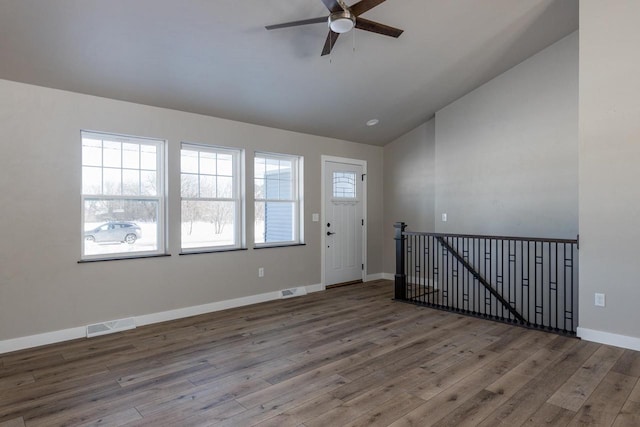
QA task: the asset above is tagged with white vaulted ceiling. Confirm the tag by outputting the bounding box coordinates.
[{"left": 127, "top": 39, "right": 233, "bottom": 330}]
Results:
[{"left": 0, "top": 0, "right": 578, "bottom": 145}]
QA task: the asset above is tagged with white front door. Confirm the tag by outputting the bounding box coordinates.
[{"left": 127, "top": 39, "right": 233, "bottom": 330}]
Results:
[{"left": 324, "top": 160, "right": 364, "bottom": 286}]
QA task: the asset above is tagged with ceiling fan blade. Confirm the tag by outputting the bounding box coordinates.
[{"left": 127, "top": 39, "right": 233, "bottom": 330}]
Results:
[
  {"left": 355, "top": 17, "right": 403, "bottom": 38},
  {"left": 350, "top": 0, "right": 387, "bottom": 16},
  {"left": 321, "top": 31, "right": 340, "bottom": 56},
  {"left": 320, "top": 0, "right": 343, "bottom": 12},
  {"left": 265, "top": 16, "right": 328, "bottom": 30}
]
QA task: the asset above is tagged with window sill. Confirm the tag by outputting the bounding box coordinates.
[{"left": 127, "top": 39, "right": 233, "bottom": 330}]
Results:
[
  {"left": 253, "top": 243, "right": 306, "bottom": 250},
  {"left": 78, "top": 253, "right": 171, "bottom": 263},
  {"left": 180, "top": 248, "right": 248, "bottom": 256}
]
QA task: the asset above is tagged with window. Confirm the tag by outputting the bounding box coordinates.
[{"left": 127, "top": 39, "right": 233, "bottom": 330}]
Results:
[
  {"left": 81, "top": 131, "right": 165, "bottom": 259},
  {"left": 181, "top": 144, "right": 243, "bottom": 251},
  {"left": 254, "top": 152, "right": 303, "bottom": 246}
]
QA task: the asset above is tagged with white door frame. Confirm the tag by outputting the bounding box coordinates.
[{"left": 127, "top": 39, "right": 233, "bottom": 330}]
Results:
[{"left": 321, "top": 155, "right": 367, "bottom": 287}]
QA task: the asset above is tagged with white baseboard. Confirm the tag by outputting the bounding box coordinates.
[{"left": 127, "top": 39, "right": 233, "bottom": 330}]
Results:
[
  {"left": 0, "top": 283, "right": 324, "bottom": 355},
  {"left": 577, "top": 327, "right": 640, "bottom": 351},
  {"left": 0, "top": 327, "right": 87, "bottom": 355},
  {"left": 382, "top": 272, "right": 394, "bottom": 280},
  {"left": 365, "top": 273, "right": 386, "bottom": 282}
]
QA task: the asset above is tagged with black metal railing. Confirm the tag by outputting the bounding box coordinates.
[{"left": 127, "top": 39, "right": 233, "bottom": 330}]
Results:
[{"left": 394, "top": 222, "right": 579, "bottom": 335}]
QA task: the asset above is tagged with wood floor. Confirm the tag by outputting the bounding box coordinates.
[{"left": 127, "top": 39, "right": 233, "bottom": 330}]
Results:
[{"left": 1, "top": 280, "right": 639, "bottom": 427}]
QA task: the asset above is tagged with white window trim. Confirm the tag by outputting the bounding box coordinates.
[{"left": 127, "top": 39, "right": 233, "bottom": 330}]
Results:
[
  {"left": 80, "top": 130, "right": 166, "bottom": 261},
  {"left": 254, "top": 151, "right": 304, "bottom": 247},
  {"left": 180, "top": 142, "right": 244, "bottom": 252}
]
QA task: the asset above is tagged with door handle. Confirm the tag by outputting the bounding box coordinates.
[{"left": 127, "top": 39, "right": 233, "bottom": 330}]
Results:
[{"left": 327, "top": 231, "right": 336, "bottom": 236}]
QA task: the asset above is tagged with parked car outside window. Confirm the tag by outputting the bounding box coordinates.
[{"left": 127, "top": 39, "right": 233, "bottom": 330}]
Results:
[{"left": 84, "top": 222, "right": 142, "bottom": 244}]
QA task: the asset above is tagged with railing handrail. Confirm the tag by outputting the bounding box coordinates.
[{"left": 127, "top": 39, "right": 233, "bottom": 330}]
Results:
[{"left": 402, "top": 230, "right": 578, "bottom": 245}]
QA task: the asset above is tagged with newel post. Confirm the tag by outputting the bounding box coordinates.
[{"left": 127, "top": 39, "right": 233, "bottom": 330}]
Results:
[{"left": 394, "top": 222, "right": 407, "bottom": 300}]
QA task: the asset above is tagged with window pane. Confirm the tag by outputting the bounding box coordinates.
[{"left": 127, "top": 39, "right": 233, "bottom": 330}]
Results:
[
  {"left": 82, "top": 166, "right": 102, "bottom": 194},
  {"left": 199, "top": 151, "right": 216, "bottom": 175},
  {"left": 265, "top": 178, "right": 279, "bottom": 199},
  {"left": 217, "top": 154, "right": 233, "bottom": 176},
  {"left": 254, "top": 157, "right": 266, "bottom": 180},
  {"left": 279, "top": 179, "right": 292, "bottom": 200},
  {"left": 103, "top": 168, "right": 121, "bottom": 195},
  {"left": 122, "top": 143, "right": 140, "bottom": 169},
  {"left": 140, "top": 145, "right": 157, "bottom": 170},
  {"left": 181, "top": 201, "right": 235, "bottom": 249},
  {"left": 181, "top": 173, "right": 198, "bottom": 198},
  {"left": 254, "top": 201, "right": 265, "bottom": 244},
  {"left": 255, "top": 201, "right": 294, "bottom": 243},
  {"left": 265, "top": 157, "right": 279, "bottom": 174},
  {"left": 217, "top": 176, "right": 233, "bottom": 198},
  {"left": 103, "top": 140, "right": 121, "bottom": 168},
  {"left": 82, "top": 138, "right": 102, "bottom": 167},
  {"left": 254, "top": 178, "right": 265, "bottom": 199},
  {"left": 333, "top": 172, "right": 357, "bottom": 198},
  {"left": 140, "top": 171, "right": 157, "bottom": 196},
  {"left": 200, "top": 175, "right": 215, "bottom": 198},
  {"left": 181, "top": 149, "right": 199, "bottom": 174},
  {"left": 122, "top": 169, "right": 140, "bottom": 195},
  {"left": 83, "top": 198, "right": 158, "bottom": 256},
  {"left": 279, "top": 159, "right": 292, "bottom": 173}
]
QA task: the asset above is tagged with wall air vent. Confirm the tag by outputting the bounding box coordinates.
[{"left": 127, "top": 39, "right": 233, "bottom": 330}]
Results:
[
  {"left": 86, "top": 317, "right": 136, "bottom": 338},
  {"left": 280, "top": 287, "right": 308, "bottom": 299}
]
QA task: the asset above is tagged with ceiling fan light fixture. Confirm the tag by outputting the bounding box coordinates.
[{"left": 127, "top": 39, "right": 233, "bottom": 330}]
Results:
[{"left": 328, "top": 11, "right": 355, "bottom": 34}]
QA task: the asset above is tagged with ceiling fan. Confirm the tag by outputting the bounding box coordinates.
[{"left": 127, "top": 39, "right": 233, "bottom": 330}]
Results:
[{"left": 266, "top": 0, "right": 403, "bottom": 56}]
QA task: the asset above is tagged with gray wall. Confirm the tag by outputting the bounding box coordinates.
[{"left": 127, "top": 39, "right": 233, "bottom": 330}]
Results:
[
  {"left": 579, "top": 2, "right": 640, "bottom": 340},
  {"left": 382, "top": 33, "right": 578, "bottom": 275},
  {"left": 0, "top": 79, "right": 383, "bottom": 341},
  {"left": 434, "top": 32, "right": 578, "bottom": 238},
  {"left": 383, "top": 120, "right": 436, "bottom": 273}
]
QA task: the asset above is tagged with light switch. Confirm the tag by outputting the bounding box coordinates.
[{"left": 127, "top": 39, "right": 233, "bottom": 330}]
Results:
[
  {"left": 442, "top": 213, "right": 447, "bottom": 222},
  {"left": 312, "top": 213, "right": 319, "bottom": 222}
]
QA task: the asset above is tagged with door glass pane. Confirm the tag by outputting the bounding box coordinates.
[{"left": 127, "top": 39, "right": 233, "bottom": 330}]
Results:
[{"left": 333, "top": 172, "right": 357, "bottom": 198}]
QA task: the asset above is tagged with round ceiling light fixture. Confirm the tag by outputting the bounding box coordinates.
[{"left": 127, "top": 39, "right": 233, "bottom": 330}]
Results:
[
  {"left": 328, "top": 11, "right": 356, "bottom": 34},
  {"left": 366, "top": 119, "right": 379, "bottom": 127}
]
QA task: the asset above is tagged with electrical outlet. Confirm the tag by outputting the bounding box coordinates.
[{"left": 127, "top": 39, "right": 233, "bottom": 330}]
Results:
[
  {"left": 442, "top": 213, "right": 447, "bottom": 222},
  {"left": 258, "top": 267, "right": 264, "bottom": 278},
  {"left": 594, "top": 293, "right": 605, "bottom": 307}
]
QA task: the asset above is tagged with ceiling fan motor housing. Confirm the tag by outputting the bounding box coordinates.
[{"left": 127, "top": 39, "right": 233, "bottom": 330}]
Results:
[{"left": 329, "top": 10, "right": 356, "bottom": 33}]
